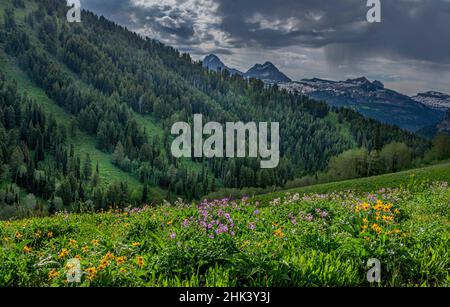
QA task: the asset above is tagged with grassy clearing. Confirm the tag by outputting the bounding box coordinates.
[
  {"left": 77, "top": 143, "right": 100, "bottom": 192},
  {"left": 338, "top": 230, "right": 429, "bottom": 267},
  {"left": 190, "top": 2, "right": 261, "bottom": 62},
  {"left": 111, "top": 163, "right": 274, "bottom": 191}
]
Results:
[{"left": 133, "top": 113, "right": 164, "bottom": 140}]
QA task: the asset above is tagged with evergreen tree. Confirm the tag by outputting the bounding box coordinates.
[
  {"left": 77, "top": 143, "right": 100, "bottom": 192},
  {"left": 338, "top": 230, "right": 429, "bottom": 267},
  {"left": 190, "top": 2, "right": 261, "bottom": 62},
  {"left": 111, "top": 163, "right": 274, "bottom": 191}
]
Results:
[
  {"left": 141, "top": 183, "right": 148, "bottom": 204},
  {"left": 82, "top": 153, "right": 92, "bottom": 181}
]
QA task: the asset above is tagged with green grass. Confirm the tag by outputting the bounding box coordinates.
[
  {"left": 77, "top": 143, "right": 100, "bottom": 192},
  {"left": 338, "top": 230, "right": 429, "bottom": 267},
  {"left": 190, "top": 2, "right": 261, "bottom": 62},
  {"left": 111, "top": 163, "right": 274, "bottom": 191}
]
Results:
[
  {"left": 254, "top": 162, "right": 450, "bottom": 202},
  {"left": 133, "top": 113, "right": 165, "bottom": 139}
]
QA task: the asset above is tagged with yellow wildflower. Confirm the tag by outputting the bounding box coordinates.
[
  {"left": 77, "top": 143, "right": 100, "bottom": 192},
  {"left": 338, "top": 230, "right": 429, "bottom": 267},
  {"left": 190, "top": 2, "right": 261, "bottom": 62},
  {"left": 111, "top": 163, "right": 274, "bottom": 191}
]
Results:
[
  {"left": 15, "top": 232, "right": 22, "bottom": 239},
  {"left": 47, "top": 232, "right": 54, "bottom": 238},
  {"left": 91, "top": 239, "right": 99, "bottom": 246},
  {"left": 86, "top": 267, "right": 97, "bottom": 280},
  {"left": 116, "top": 256, "right": 127, "bottom": 266},
  {"left": 273, "top": 228, "right": 285, "bottom": 238},
  {"left": 383, "top": 203, "right": 393, "bottom": 212},
  {"left": 104, "top": 252, "right": 115, "bottom": 260},
  {"left": 23, "top": 245, "right": 32, "bottom": 253},
  {"left": 98, "top": 259, "right": 109, "bottom": 271},
  {"left": 82, "top": 245, "right": 89, "bottom": 253},
  {"left": 371, "top": 223, "right": 382, "bottom": 235},
  {"left": 68, "top": 239, "right": 77, "bottom": 247},
  {"left": 48, "top": 269, "right": 60, "bottom": 280},
  {"left": 361, "top": 202, "right": 371, "bottom": 211},
  {"left": 373, "top": 201, "right": 384, "bottom": 211},
  {"left": 132, "top": 242, "right": 141, "bottom": 247},
  {"left": 382, "top": 215, "right": 394, "bottom": 222},
  {"left": 58, "top": 248, "right": 69, "bottom": 259},
  {"left": 136, "top": 256, "right": 145, "bottom": 268},
  {"left": 355, "top": 202, "right": 370, "bottom": 213}
]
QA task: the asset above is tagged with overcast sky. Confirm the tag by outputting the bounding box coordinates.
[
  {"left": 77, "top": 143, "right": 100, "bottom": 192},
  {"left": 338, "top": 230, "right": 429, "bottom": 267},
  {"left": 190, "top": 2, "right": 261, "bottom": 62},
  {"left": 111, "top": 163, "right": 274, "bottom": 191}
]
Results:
[{"left": 80, "top": 0, "right": 450, "bottom": 95}]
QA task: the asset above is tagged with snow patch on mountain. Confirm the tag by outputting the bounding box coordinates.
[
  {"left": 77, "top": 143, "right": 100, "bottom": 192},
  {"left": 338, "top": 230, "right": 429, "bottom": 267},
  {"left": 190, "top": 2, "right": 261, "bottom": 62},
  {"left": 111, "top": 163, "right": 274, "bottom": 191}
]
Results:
[{"left": 411, "top": 91, "right": 450, "bottom": 112}]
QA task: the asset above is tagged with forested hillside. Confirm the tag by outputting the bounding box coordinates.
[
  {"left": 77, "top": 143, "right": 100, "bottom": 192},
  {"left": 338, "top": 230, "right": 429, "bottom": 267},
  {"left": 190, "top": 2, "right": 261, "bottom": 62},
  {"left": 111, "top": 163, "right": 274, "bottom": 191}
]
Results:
[{"left": 0, "top": 0, "right": 435, "bottom": 219}]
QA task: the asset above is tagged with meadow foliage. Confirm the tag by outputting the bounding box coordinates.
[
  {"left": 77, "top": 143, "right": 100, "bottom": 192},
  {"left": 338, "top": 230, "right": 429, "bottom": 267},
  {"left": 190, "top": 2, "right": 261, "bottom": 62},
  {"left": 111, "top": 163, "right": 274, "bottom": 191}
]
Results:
[{"left": 1, "top": 179, "right": 448, "bottom": 287}]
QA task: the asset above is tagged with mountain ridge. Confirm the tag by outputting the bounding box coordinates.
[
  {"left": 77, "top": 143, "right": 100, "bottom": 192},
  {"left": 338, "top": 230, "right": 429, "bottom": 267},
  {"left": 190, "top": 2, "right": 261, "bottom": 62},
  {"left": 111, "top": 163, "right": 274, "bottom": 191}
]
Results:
[
  {"left": 202, "top": 54, "right": 243, "bottom": 76},
  {"left": 202, "top": 54, "right": 291, "bottom": 83},
  {"left": 201, "top": 55, "right": 442, "bottom": 132},
  {"left": 280, "top": 78, "right": 443, "bottom": 132},
  {"left": 245, "top": 61, "right": 292, "bottom": 83}
]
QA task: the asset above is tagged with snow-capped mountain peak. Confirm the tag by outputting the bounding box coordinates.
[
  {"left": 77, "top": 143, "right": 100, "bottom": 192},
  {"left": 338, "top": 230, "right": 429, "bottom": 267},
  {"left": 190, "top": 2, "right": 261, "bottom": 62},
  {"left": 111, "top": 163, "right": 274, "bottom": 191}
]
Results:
[
  {"left": 278, "top": 77, "right": 443, "bottom": 132},
  {"left": 346, "top": 77, "right": 371, "bottom": 85},
  {"left": 412, "top": 91, "right": 450, "bottom": 112}
]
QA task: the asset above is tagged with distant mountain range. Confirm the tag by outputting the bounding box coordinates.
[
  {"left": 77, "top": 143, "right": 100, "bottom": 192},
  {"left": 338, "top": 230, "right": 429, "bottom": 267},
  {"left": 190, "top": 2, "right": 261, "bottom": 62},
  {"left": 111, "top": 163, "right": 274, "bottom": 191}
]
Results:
[
  {"left": 411, "top": 92, "right": 450, "bottom": 136},
  {"left": 202, "top": 54, "right": 291, "bottom": 83},
  {"left": 202, "top": 54, "right": 447, "bottom": 133},
  {"left": 279, "top": 77, "right": 445, "bottom": 132},
  {"left": 412, "top": 91, "right": 450, "bottom": 112}
]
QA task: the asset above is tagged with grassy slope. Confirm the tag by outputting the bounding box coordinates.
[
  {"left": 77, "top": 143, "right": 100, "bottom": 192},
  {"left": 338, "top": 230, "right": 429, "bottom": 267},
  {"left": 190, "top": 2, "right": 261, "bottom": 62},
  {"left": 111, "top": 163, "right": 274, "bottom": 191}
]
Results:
[
  {"left": 255, "top": 161, "right": 450, "bottom": 202},
  {"left": 1, "top": 164, "right": 448, "bottom": 287},
  {"left": 0, "top": 50, "right": 166, "bottom": 200}
]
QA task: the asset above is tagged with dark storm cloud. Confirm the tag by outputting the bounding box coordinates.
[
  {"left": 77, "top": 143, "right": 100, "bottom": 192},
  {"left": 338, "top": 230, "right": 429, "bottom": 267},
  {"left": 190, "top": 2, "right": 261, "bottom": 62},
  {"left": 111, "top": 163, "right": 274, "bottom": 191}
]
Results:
[
  {"left": 80, "top": 0, "right": 198, "bottom": 42},
  {"left": 215, "top": 0, "right": 367, "bottom": 48},
  {"left": 214, "top": 0, "right": 450, "bottom": 65},
  {"left": 80, "top": 0, "right": 131, "bottom": 23},
  {"left": 78, "top": 0, "right": 450, "bottom": 94},
  {"left": 80, "top": 0, "right": 450, "bottom": 66}
]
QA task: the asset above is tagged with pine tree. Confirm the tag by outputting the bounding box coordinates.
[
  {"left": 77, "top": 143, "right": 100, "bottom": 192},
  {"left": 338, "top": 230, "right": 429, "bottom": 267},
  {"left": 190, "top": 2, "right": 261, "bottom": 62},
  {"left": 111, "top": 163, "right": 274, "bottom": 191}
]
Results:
[
  {"left": 82, "top": 153, "right": 92, "bottom": 181},
  {"left": 141, "top": 183, "right": 148, "bottom": 204}
]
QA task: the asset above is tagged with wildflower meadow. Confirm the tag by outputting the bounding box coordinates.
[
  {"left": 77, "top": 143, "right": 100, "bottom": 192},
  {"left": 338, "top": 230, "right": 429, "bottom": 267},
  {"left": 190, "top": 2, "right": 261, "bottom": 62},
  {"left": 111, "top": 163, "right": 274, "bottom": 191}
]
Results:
[{"left": 0, "top": 180, "right": 449, "bottom": 287}]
